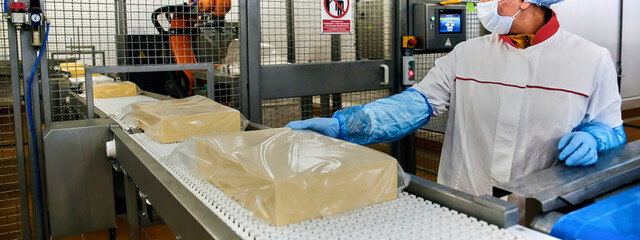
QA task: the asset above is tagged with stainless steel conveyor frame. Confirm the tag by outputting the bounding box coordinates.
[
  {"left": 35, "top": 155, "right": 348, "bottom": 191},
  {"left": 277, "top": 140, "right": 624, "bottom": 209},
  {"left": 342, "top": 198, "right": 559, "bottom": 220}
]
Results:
[
  {"left": 41, "top": 93, "right": 529, "bottom": 239},
  {"left": 92, "top": 94, "right": 520, "bottom": 239}
]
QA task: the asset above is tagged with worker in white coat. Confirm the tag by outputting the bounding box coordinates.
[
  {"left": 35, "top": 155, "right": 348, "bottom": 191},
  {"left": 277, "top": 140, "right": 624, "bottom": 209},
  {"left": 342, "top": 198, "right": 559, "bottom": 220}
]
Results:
[{"left": 287, "top": 0, "right": 627, "bottom": 196}]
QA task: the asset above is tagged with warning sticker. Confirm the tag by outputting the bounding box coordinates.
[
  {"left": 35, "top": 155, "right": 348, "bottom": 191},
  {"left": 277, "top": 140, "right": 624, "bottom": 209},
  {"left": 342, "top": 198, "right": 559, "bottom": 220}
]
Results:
[{"left": 321, "top": 0, "right": 352, "bottom": 34}]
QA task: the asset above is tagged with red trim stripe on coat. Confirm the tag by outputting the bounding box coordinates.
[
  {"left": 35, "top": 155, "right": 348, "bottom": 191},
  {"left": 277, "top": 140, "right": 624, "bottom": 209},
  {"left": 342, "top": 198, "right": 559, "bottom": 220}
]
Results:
[{"left": 454, "top": 77, "right": 590, "bottom": 98}]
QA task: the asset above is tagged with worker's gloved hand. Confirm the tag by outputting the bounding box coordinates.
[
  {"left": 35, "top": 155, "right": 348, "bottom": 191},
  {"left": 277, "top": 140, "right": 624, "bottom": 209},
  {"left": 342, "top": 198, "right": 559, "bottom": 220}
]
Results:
[
  {"left": 286, "top": 118, "right": 340, "bottom": 138},
  {"left": 558, "top": 132, "right": 598, "bottom": 166}
]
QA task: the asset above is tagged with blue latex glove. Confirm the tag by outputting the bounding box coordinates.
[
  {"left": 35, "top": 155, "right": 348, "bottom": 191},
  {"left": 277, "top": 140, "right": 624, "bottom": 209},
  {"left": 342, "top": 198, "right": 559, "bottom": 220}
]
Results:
[
  {"left": 558, "top": 132, "right": 598, "bottom": 166},
  {"left": 573, "top": 123, "right": 626, "bottom": 152},
  {"left": 285, "top": 118, "right": 340, "bottom": 138}
]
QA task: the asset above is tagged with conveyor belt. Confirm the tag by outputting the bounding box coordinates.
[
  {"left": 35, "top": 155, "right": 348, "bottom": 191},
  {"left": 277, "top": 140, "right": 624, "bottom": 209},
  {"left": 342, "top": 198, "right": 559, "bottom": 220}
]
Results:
[{"left": 96, "top": 95, "right": 547, "bottom": 240}]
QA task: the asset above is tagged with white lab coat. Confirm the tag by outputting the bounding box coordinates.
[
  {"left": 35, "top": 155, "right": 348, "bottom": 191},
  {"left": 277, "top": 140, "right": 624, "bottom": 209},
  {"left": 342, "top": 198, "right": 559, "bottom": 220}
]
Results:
[{"left": 412, "top": 15, "right": 622, "bottom": 196}]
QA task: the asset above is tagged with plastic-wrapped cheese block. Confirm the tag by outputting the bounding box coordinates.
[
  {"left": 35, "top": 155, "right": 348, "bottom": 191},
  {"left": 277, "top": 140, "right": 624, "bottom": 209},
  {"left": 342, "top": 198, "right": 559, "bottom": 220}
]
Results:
[
  {"left": 93, "top": 81, "right": 138, "bottom": 99},
  {"left": 165, "top": 128, "right": 398, "bottom": 226},
  {"left": 130, "top": 95, "right": 244, "bottom": 143}
]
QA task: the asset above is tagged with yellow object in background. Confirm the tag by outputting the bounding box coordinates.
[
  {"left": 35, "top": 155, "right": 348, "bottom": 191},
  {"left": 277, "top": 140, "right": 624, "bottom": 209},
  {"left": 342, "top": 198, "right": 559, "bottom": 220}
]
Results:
[
  {"left": 93, "top": 81, "right": 138, "bottom": 99},
  {"left": 129, "top": 95, "right": 244, "bottom": 144},
  {"left": 59, "top": 62, "right": 86, "bottom": 78},
  {"left": 440, "top": 0, "right": 462, "bottom": 5},
  {"left": 403, "top": 36, "right": 417, "bottom": 49},
  {"left": 59, "top": 62, "right": 101, "bottom": 78},
  {"left": 166, "top": 128, "right": 398, "bottom": 226}
]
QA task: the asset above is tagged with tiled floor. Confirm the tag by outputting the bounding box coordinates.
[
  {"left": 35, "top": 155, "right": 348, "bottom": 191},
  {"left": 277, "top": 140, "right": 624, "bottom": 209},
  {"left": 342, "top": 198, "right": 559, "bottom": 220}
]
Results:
[{"left": 57, "top": 217, "right": 175, "bottom": 240}]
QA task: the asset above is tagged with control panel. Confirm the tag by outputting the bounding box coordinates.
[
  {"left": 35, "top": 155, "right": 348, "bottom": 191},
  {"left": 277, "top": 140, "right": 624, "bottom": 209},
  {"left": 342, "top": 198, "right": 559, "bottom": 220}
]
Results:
[{"left": 414, "top": 4, "right": 466, "bottom": 50}]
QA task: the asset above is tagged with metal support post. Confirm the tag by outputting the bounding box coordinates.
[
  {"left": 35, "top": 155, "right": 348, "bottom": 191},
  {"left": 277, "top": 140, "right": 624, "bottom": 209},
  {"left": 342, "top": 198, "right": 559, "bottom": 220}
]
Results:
[
  {"left": 109, "top": 228, "right": 116, "bottom": 240},
  {"left": 391, "top": 0, "right": 416, "bottom": 173},
  {"left": 238, "top": 0, "right": 249, "bottom": 117},
  {"left": 284, "top": 0, "right": 312, "bottom": 120},
  {"left": 41, "top": 39, "right": 51, "bottom": 125},
  {"left": 124, "top": 173, "right": 140, "bottom": 240},
  {"left": 20, "top": 17, "right": 49, "bottom": 240},
  {"left": 8, "top": 15, "right": 32, "bottom": 240},
  {"left": 285, "top": 0, "right": 296, "bottom": 64},
  {"left": 301, "top": 97, "right": 313, "bottom": 120},
  {"left": 320, "top": 95, "right": 331, "bottom": 117},
  {"left": 331, "top": 35, "right": 342, "bottom": 113},
  {"left": 244, "top": 0, "right": 262, "bottom": 123},
  {"left": 114, "top": 0, "right": 128, "bottom": 66}
]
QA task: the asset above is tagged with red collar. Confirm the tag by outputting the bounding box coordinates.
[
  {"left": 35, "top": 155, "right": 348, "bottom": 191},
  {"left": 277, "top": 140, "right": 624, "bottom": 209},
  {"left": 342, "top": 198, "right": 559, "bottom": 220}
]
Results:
[{"left": 500, "top": 11, "right": 560, "bottom": 48}]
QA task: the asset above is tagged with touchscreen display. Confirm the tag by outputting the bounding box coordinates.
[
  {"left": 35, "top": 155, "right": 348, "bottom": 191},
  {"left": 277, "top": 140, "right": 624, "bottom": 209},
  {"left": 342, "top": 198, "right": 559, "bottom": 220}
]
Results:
[{"left": 439, "top": 14, "right": 461, "bottom": 33}]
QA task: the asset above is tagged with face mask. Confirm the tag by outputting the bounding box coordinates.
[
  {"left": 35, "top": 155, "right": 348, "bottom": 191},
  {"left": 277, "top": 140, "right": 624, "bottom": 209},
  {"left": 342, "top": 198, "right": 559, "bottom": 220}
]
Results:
[{"left": 477, "top": 0, "right": 522, "bottom": 34}]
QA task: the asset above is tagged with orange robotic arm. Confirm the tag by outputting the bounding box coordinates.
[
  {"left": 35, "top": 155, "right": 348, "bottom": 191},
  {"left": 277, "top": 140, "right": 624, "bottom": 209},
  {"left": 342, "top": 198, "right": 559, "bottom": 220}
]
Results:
[
  {"left": 174, "top": 0, "right": 231, "bottom": 95},
  {"left": 187, "top": 0, "right": 231, "bottom": 16},
  {"left": 199, "top": 0, "right": 232, "bottom": 17}
]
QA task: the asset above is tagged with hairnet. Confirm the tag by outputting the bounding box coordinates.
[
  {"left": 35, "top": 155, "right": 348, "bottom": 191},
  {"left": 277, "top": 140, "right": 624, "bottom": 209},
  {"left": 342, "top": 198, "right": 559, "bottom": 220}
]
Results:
[{"left": 524, "top": 0, "right": 564, "bottom": 7}]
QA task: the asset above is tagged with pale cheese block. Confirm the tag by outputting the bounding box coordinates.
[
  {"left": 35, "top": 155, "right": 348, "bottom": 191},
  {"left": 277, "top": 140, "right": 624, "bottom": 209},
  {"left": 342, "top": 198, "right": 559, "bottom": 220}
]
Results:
[
  {"left": 184, "top": 128, "right": 397, "bottom": 226},
  {"left": 131, "top": 95, "right": 241, "bottom": 143},
  {"left": 93, "top": 81, "right": 138, "bottom": 99}
]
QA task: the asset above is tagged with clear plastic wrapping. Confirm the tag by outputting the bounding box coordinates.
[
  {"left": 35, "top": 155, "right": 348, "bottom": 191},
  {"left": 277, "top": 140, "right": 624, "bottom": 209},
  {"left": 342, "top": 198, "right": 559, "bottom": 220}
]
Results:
[
  {"left": 117, "top": 95, "right": 248, "bottom": 143},
  {"left": 93, "top": 81, "right": 139, "bottom": 99},
  {"left": 164, "top": 128, "right": 409, "bottom": 226}
]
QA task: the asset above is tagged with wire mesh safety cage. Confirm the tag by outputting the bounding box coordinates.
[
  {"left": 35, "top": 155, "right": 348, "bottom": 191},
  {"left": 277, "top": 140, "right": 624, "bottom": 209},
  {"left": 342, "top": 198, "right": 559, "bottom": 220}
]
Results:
[
  {"left": 262, "top": 89, "right": 392, "bottom": 153},
  {"left": 260, "top": 0, "right": 392, "bottom": 65},
  {"left": 42, "top": 0, "right": 242, "bottom": 122},
  {"left": 259, "top": 0, "right": 394, "bottom": 153},
  {"left": 0, "top": 5, "right": 24, "bottom": 239},
  {"left": 413, "top": 2, "right": 480, "bottom": 181}
]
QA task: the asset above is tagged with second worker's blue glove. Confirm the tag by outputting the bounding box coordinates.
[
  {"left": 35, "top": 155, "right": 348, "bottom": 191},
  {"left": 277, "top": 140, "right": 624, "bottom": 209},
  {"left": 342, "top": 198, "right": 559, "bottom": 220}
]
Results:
[
  {"left": 285, "top": 118, "right": 340, "bottom": 138},
  {"left": 558, "top": 132, "right": 598, "bottom": 166}
]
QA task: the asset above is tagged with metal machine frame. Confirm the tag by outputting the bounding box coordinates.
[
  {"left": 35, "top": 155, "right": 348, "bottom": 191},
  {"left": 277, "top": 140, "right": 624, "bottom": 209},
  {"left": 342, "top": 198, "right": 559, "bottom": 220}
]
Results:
[
  {"left": 6, "top": 9, "right": 32, "bottom": 239},
  {"left": 109, "top": 116, "right": 519, "bottom": 239},
  {"left": 494, "top": 141, "right": 640, "bottom": 231}
]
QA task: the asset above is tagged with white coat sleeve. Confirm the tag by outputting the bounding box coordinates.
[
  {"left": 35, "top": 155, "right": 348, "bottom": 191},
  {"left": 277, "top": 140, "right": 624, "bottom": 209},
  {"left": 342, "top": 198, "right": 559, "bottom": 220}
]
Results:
[
  {"left": 582, "top": 49, "right": 623, "bottom": 128},
  {"left": 411, "top": 43, "right": 461, "bottom": 116},
  {"left": 573, "top": 49, "right": 626, "bottom": 151}
]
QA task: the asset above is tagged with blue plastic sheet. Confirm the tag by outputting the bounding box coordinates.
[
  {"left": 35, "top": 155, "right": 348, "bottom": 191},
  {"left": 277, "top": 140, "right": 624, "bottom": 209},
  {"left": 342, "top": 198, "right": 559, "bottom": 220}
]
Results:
[
  {"left": 333, "top": 88, "right": 433, "bottom": 145},
  {"left": 550, "top": 186, "right": 640, "bottom": 240},
  {"left": 573, "top": 122, "right": 626, "bottom": 152}
]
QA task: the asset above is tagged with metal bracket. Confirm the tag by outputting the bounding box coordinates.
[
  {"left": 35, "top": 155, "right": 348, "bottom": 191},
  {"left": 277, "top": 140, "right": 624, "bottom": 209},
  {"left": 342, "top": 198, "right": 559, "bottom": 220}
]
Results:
[{"left": 406, "top": 174, "right": 519, "bottom": 228}]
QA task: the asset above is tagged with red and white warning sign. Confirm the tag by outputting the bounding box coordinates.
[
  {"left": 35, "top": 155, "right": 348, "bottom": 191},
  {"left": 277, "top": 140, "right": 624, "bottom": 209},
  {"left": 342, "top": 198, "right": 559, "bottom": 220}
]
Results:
[{"left": 322, "top": 0, "right": 352, "bottom": 34}]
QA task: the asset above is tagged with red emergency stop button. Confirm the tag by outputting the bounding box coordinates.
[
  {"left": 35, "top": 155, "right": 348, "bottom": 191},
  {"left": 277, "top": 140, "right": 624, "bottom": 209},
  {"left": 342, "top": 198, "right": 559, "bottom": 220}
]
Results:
[{"left": 408, "top": 39, "right": 418, "bottom": 47}]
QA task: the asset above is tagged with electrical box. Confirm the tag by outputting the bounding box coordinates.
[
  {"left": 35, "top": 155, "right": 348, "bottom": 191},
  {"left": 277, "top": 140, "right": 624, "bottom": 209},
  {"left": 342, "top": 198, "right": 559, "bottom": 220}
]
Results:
[
  {"left": 403, "top": 55, "right": 416, "bottom": 85},
  {"left": 414, "top": 4, "right": 466, "bottom": 50}
]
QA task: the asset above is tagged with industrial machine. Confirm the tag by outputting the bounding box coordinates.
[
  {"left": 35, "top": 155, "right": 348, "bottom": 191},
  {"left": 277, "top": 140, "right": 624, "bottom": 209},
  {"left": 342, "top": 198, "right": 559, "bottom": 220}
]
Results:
[
  {"left": 126, "top": 0, "right": 237, "bottom": 99},
  {"left": 44, "top": 84, "right": 640, "bottom": 239},
  {"left": 413, "top": 3, "right": 466, "bottom": 50},
  {"left": 401, "top": 1, "right": 467, "bottom": 86},
  {"left": 44, "top": 91, "right": 550, "bottom": 240}
]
